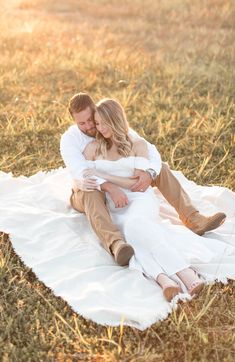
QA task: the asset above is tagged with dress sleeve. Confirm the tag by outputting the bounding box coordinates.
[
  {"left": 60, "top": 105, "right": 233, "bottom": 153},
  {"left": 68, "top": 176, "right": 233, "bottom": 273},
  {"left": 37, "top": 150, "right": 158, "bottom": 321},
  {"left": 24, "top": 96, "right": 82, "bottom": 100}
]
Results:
[
  {"left": 134, "top": 157, "right": 151, "bottom": 170},
  {"left": 129, "top": 129, "right": 162, "bottom": 175}
]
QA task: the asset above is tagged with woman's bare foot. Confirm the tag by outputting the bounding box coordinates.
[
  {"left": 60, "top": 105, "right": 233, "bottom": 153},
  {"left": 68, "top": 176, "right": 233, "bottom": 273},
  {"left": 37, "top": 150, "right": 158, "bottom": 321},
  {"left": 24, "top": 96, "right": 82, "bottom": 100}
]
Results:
[
  {"left": 157, "top": 273, "right": 182, "bottom": 302},
  {"left": 177, "top": 268, "right": 204, "bottom": 296}
]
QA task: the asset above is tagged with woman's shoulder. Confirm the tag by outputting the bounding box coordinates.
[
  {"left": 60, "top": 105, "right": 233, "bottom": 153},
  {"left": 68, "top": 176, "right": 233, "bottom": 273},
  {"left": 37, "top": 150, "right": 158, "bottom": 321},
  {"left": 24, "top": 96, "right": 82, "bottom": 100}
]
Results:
[
  {"left": 83, "top": 140, "right": 99, "bottom": 160},
  {"left": 131, "top": 138, "right": 148, "bottom": 156}
]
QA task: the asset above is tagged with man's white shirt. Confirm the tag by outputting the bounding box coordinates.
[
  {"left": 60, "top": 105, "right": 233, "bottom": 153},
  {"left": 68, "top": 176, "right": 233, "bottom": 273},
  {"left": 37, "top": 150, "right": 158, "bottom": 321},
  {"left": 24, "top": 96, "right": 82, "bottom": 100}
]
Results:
[{"left": 60, "top": 124, "right": 162, "bottom": 185}]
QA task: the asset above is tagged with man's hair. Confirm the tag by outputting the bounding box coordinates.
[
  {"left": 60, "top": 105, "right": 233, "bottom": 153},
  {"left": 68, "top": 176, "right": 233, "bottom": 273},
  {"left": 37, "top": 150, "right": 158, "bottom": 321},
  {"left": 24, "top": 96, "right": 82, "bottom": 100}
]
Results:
[{"left": 68, "top": 92, "right": 96, "bottom": 116}]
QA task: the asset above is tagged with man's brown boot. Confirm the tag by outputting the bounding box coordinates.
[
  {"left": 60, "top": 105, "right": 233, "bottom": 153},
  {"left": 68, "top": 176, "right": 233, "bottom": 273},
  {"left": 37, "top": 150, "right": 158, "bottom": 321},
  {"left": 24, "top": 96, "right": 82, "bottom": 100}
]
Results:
[
  {"left": 184, "top": 211, "right": 226, "bottom": 236},
  {"left": 110, "top": 240, "right": 134, "bottom": 266}
]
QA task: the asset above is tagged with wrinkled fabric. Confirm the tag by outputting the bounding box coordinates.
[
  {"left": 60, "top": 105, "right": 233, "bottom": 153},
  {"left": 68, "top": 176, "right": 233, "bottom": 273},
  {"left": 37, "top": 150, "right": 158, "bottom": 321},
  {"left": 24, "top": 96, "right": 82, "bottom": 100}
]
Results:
[{"left": 0, "top": 168, "right": 234, "bottom": 330}]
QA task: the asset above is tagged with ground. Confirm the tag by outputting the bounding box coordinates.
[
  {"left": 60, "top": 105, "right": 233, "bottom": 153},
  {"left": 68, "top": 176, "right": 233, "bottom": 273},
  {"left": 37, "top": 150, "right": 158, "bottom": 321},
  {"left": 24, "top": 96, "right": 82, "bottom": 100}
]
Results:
[{"left": 0, "top": 0, "right": 235, "bottom": 361}]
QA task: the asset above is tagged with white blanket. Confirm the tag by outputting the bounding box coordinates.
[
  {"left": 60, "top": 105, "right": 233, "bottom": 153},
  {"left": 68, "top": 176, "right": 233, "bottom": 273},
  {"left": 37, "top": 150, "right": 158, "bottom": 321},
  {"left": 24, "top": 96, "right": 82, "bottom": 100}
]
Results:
[{"left": 0, "top": 168, "right": 234, "bottom": 330}]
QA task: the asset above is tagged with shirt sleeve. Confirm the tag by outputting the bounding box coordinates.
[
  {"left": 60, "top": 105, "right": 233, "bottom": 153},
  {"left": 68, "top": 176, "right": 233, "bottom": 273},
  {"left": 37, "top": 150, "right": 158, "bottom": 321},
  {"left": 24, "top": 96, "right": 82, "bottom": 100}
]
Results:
[
  {"left": 60, "top": 131, "right": 106, "bottom": 185},
  {"left": 145, "top": 140, "right": 162, "bottom": 175},
  {"left": 129, "top": 129, "right": 162, "bottom": 175}
]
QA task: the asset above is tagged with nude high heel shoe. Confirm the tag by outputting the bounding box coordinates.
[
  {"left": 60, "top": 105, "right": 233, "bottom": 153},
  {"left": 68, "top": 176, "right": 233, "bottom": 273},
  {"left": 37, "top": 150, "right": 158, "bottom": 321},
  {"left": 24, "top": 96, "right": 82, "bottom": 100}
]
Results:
[
  {"left": 177, "top": 268, "right": 204, "bottom": 297},
  {"left": 188, "top": 279, "right": 204, "bottom": 296}
]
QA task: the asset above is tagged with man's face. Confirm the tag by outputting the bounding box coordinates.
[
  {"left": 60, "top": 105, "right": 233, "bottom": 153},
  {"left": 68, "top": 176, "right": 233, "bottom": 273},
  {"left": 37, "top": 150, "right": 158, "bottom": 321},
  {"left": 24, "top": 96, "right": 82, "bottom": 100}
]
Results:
[{"left": 72, "top": 106, "right": 96, "bottom": 137}]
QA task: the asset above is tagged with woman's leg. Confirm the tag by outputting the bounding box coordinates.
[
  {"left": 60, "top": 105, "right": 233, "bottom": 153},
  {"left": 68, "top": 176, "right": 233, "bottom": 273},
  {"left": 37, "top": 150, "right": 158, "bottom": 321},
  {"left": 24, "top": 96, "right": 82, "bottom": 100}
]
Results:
[
  {"left": 124, "top": 217, "right": 190, "bottom": 277},
  {"left": 122, "top": 213, "right": 190, "bottom": 302},
  {"left": 117, "top": 190, "right": 204, "bottom": 298}
]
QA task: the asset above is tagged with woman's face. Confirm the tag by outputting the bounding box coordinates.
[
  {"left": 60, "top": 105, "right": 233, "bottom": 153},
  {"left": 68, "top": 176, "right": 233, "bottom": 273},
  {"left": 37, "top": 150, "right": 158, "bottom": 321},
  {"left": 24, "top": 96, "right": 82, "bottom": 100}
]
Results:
[{"left": 94, "top": 112, "right": 113, "bottom": 139}]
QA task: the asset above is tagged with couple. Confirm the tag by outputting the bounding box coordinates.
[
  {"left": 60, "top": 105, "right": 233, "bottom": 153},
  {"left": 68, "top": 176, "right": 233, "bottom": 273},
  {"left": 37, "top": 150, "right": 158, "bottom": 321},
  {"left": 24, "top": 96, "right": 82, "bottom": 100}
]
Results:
[{"left": 60, "top": 93, "right": 226, "bottom": 302}]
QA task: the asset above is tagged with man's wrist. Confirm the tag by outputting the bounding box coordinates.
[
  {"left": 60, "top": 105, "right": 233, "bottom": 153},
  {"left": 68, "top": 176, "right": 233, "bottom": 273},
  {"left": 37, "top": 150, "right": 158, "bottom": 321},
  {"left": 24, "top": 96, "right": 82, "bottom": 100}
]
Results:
[{"left": 145, "top": 168, "right": 157, "bottom": 181}]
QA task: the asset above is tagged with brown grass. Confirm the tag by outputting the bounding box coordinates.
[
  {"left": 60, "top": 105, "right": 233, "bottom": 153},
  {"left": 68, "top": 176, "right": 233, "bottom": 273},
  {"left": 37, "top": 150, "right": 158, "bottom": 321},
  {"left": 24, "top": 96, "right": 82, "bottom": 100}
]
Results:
[{"left": 0, "top": 0, "right": 235, "bottom": 361}]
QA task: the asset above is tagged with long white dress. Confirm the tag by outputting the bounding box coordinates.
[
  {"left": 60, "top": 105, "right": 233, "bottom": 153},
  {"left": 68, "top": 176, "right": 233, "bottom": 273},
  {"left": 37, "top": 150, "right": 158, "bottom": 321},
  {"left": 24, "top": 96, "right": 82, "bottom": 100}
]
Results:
[{"left": 88, "top": 156, "right": 234, "bottom": 281}]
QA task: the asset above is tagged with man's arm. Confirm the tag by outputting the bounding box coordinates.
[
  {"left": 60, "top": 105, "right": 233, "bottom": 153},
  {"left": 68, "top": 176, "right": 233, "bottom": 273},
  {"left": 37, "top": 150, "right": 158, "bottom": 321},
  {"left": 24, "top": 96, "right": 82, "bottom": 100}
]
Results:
[
  {"left": 60, "top": 132, "right": 88, "bottom": 180},
  {"left": 60, "top": 130, "right": 105, "bottom": 191},
  {"left": 128, "top": 129, "right": 162, "bottom": 191}
]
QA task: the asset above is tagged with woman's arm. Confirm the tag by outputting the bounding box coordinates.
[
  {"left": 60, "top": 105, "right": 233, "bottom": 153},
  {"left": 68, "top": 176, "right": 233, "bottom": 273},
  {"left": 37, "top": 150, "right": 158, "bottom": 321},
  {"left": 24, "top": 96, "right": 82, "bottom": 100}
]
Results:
[{"left": 83, "top": 169, "right": 137, "bottom": 189}]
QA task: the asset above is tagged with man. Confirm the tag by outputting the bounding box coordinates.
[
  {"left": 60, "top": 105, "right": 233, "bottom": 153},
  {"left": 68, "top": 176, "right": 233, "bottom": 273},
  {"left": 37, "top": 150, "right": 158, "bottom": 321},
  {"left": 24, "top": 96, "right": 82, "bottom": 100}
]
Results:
[{"left": 60, "top": 92, "right": 226, "bottom": 266}]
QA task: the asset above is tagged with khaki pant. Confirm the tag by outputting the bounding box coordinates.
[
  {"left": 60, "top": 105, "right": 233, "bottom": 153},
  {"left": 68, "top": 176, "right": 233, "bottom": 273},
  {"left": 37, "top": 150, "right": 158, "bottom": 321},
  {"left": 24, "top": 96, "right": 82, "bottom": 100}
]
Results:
[
  {"left": 70, "top": 162, "right": 198, "bottom": 254},
  {"left": 70, "top": 188, "right": 123, "bottom": 253},
  {"left": 154, "top": 163, "right": 197, "bottom": 222}
]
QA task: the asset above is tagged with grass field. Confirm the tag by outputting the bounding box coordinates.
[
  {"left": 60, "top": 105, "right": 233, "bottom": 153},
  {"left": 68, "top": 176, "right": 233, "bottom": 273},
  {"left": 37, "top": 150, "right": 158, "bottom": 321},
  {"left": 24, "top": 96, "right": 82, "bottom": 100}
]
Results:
[{"left": 0, "top": 0, "right": 235, "bottom": 361}]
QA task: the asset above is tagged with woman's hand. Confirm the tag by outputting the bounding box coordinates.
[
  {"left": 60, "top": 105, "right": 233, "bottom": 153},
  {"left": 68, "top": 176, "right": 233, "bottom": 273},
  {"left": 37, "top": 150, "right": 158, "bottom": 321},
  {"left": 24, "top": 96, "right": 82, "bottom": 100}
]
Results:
[{"left": 102, "top": 183, "right": 129, "bottom": 208}]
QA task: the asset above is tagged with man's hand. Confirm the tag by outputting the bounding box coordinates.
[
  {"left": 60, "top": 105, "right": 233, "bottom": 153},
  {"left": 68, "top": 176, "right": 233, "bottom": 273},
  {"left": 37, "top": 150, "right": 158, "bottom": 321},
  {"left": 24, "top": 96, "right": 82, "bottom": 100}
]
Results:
[
  {"left": 74, "top": 178, "right": 98, "bottom": 192},
  {"left": 101, "top": 182, "right": 129, "bottom": 208},
  {"left": 130, "top": 170, "right": 152, "bottom": 192}
]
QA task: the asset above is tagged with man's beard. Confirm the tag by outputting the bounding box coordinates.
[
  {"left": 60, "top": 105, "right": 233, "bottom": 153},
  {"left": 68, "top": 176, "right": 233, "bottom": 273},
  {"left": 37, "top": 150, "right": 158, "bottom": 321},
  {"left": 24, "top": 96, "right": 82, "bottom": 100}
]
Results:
[{"left": 84, "top": 128, "right": 97, "bottom": 137}]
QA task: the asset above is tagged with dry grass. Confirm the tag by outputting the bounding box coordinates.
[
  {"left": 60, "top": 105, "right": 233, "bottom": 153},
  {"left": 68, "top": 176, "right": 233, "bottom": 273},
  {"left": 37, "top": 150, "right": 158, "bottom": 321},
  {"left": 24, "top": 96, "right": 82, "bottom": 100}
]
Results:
[{"left": 0, "top": 0, "right": 235, "bottom": 361}]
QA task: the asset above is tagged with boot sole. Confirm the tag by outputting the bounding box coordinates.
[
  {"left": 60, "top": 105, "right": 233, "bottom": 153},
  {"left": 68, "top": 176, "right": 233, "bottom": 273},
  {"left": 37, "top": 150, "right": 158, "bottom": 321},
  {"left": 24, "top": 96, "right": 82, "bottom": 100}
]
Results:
[{"left": 115, "top": 244, "right": 134, "bottom": 266}]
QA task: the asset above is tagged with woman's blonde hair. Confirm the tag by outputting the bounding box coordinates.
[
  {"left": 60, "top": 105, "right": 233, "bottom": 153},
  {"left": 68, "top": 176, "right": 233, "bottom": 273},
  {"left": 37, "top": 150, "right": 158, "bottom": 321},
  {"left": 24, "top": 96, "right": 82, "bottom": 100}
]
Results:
[{"left": 95, "top": 99, "right": 132, "bottom": 158}]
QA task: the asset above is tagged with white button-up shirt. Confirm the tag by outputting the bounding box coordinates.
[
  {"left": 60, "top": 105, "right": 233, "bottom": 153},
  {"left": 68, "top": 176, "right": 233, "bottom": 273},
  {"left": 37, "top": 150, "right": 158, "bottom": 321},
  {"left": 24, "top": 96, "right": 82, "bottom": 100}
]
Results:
[{"left": 60, "top": 125, "right": 162, "bottom": 185}]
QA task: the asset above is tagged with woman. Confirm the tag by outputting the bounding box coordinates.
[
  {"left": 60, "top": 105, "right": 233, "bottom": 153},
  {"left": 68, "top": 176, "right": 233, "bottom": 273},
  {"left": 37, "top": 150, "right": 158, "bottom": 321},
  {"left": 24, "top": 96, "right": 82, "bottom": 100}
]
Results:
[{"left": 83, "top": 99, "right": 224, "bottom": 302}]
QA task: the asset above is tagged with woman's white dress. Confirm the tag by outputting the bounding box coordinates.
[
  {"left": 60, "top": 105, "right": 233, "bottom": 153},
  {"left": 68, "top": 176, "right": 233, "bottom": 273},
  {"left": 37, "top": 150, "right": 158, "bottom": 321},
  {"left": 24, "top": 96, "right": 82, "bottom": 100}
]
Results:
[{"left": 88, "top": 157, "right": 234, "bottom": 281}]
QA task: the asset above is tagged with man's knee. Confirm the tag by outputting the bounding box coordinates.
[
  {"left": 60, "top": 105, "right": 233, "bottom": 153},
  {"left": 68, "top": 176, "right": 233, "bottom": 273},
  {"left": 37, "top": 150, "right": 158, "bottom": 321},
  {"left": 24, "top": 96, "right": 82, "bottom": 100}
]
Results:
[
  {"left": 83, "top": 190, "right": 112, "bottom": 227},
  {"left": 83, "top": 190, "right": 107, "bottom": 214},
  {"left": 71, "top": 189, "right": 106, "bottom": 213},
  {"left": 83, "top": 190, "right": 105, "bottom": 203}
]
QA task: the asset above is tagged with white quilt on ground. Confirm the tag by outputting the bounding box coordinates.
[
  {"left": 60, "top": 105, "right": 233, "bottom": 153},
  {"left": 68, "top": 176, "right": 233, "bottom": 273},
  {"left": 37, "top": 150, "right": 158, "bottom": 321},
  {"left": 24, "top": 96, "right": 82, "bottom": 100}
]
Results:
[{"left": 0, "top": 168, "right": 234, "bottom": 330}]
